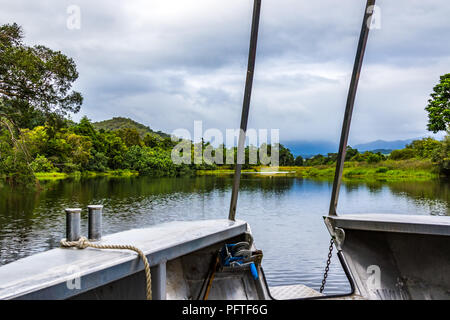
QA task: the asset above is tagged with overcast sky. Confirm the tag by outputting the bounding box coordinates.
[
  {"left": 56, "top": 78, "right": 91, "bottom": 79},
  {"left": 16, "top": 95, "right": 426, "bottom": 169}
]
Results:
[{"left": 1, "top": 0, "right": 448, "bottom": 144}]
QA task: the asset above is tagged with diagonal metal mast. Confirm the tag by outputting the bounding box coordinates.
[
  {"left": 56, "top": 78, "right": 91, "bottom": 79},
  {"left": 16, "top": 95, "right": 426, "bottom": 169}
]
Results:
[
  {"left": 228, "top": 0, "right": 262, "bottom": 221},
  {"left": 329, "top": 0, "right": 376, "bottom": 216}
]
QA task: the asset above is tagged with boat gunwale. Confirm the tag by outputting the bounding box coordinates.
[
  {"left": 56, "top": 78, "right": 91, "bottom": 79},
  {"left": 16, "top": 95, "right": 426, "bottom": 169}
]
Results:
[
  {"left": 0, "top": 219, "right": 248, "bottom": 300},
  {"left": 327, "top": 214, "right": 450, "bottom": 236}
]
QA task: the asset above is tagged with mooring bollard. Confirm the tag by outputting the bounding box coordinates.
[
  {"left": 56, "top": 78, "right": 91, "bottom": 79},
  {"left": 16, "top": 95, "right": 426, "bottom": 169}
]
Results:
[
  {"left": 65, "top": 208, "right": 82, "bottom": 241},
  {"left": 88, "top": 205, "right": 103, "bottom": 241}
]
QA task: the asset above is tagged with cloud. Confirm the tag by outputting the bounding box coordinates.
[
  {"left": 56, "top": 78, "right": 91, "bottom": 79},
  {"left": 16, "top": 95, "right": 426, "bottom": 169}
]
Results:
[{"left": 0, "top": 0, "right": 448, "bottom": 143}]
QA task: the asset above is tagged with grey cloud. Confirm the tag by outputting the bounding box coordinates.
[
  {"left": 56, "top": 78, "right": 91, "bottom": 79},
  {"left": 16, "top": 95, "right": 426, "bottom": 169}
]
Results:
[{"left": 1, "top": 0, "right": 448, "bottom": 143}]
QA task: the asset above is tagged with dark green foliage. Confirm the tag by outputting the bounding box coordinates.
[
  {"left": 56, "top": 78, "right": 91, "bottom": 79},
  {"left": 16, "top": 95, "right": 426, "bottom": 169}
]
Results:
[
  {"left": 86, "top": 151, "right": 108, "bottom": 172},
  {"left": 366, "top": 152, "right": 384, "bottom": 164},
  {"left": 352, "top": 151, "right": 385, "bottom": 163},
  {"left": 294, "top": 155, "right": 304, "bottom": 166},
  {"left": 115, "top": 128, "right": 142, "bottom": 148},
  {"left": 105, "top": 134, "right": 128, "bottom": 169},
  {"left": 432, "top": 135, "right": 450, "bottom": 176},
  {"left": 345, "top": 146, "right": 359, "bottom": 161},
  {"left": 389, "top": 149, "right": 416, "bottom": 160},
  {"left": 375, "top": 167, "right": 389, "bottom": 173},
  {"left": 389, "top": 137, "right": 445, "bottom": 164},
  {"left": 124, "top": 145, "right": 177, "bottom": 176},
  {"left": 305, "top": 154, "right": 326, "bottom": 166},
  {"left": 406, "top": 138, "right": 442, "bottom": 159},
  {"left": 0, "top": 129, "right": 35, "bottom": 186},
  {"left": 143, "top": 134, "right": 162, "bottom": 148},
  {"left": 0, "top": 23, "right": 82, "bottom": 125},
  {"left": 278, "top": 144, "right": 295, "bottom": 166},
  {"left": 425, "top": 73, "right": 450, "bottom": 133},
  {"left": 0, "top": 23, "right": 83, "bottom": 184},
  {"left": 30, "top": 154, "right": 54, "bottom": 172}
]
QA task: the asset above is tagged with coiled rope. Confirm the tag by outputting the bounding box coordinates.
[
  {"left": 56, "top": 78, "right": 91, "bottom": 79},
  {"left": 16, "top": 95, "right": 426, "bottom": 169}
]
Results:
[{"left": 60, "top": 236, "right": 152, "bottom": 300}]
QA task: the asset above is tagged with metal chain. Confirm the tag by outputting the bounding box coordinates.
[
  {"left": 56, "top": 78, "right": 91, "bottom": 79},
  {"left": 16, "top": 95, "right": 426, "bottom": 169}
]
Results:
[{"left": 319, "top": 238, "right": 334, "bottom": 294}]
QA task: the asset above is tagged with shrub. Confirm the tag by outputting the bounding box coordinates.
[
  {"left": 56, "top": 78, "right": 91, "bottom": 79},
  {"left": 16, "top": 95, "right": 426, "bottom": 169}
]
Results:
[
  {"left": 375, "top": 167, "right": 389, "bottom": 173},
  {"left": 367, "top": 153, "right": 383, "bottom": 164},
  {"left": 60, "top": 161, "right": 81, "bottom": 173},
  {"left": 389, "top": 149, "right": 416, "bottom": 160},
  {"left": 30, "top": 154, "right": 55, "bottom": 172}
]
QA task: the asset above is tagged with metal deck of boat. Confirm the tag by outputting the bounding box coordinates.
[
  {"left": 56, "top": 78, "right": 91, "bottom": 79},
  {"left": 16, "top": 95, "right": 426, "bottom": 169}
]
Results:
[
  {"left": 327, "top": 214, "right": 450, "bottom": 236},
  {"left": 0, "top": 219, "right": 248, "bottom": 300},
  {"left": 269, "top": 284, "right": 323, "bottom": 299}
]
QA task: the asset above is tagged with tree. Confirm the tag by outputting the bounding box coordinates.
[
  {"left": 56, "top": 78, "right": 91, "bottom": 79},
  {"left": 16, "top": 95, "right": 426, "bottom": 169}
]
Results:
[
  {"left": 345, "top": 146, "right": 359, "bottom": 161},
  {"left": 407, "top": 138, "right": 442, "bottom": 159},
  {"left": 425, "top": 73, "right": 450, "bottom": 133},
  {"left": 294, "top": 155, "right": 304, "bottom": 166},
  {"left": 432, "top": 135, "right": 449, "bottom": 175},
  {"left": 305, "top": 154, "right": 326, "bottom": 166},
  {"left": 105, "top": 134, "right": 128, "bottom": 169},
  {"left": 143, "top": 134, "right": 161, "bottom": 148},
  {"left": 124, "top": 145, "right": 177, "bottom": 176},
  {"left": 67, "top": 133, "right": 92, "bottom": 168},
  {"left": 389, "top": 149, "right": 415, "bottom": 160},
  {"left": 326, "top": 153, "right": 338, "bottom": 164},
  {"left": 277, "top": 144, "right": 295, "bottom": 166},
  {"left": 73, "top": 116, "right": 107, "bottom": 153},
  {"left": 0, "top": 23, "right": 82, "bottom": 128},
  {"left": 115, "top": 128, "right": 142, "bottom": 148}
]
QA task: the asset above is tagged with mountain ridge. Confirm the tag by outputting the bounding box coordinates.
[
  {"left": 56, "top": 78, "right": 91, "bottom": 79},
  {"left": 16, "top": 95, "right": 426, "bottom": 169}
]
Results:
[
  {"left": 93, "top": 117, "right": 170, "bottom": 138},
  {"left": 354, "top": 138, "right": 421, "bottom": 152},
  {"left": 284, "top": 137, "right": 422, "bottom": 158}
]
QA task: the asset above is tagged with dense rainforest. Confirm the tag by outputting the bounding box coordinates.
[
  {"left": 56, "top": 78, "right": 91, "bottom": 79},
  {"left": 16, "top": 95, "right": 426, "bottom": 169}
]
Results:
[{"left": 0, "top": 113, "right": 448, "bottom": 185}]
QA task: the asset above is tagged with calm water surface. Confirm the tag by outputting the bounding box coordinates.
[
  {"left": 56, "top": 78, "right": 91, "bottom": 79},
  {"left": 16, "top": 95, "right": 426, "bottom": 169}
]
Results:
[{"left": 0, "top": 175, "right": 448, "bottom": 295}]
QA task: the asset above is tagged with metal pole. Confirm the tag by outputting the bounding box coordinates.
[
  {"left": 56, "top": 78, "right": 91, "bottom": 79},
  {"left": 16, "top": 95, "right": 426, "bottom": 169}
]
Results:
[
  {"left": 328, "top": 0, "right": 376, "bottom": 216},
  {"left": 88, "top": 205, "right": 103, "bottom": 241},
  {"left": 65, "top": 208, "right": 81, "bottom": 241},
  {"left": 228, "top": 0, "right": 262, "bottom": 221},
  {"left": 151, "top": 262, "right": 167, "bottom": 300}
]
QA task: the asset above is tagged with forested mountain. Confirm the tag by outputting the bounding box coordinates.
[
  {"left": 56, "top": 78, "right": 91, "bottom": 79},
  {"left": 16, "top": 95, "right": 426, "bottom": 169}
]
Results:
[{"left": 93, "top": 117, "right": 170, "bottom": 138}]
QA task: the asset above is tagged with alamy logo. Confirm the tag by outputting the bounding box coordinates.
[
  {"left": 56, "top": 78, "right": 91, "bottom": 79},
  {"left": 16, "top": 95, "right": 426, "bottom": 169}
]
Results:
[
  {"left": 366, "top": 5, "right": 381, "bottom": 30},
  {"left": 66, "top": 265, "right": 81, "bottom": 290},
  {"left": 171, "top": 121, "right": 280, "bottom": 166},
  {"left": 366, "top": 265, "right": 381, "bottom": 290},
  {"left": 67, "top": 5, "right": 81, "bottom": 30}
]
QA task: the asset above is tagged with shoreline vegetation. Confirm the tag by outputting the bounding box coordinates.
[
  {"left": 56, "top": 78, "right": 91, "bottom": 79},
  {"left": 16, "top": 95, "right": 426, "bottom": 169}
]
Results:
[
  {"left": 29, "top": 159, "right": 441, "bottom": 183},
  {"left": 0, "top": 23, "right": 448, "bottom": 187},
  {"left": 197, "top": 160, "right": 439, "bottom": 181},
  {"left": 0, "top": 115, "right": 447, "bottom": 186},
  {"left": 33, "top": 169, "right": 139, "bottom": 181}
]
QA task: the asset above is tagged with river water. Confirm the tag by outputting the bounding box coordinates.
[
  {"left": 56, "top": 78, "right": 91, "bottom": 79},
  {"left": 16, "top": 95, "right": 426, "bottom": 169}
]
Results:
[{"left": 0, "top": 175, "right": 448, "bottom": 295}]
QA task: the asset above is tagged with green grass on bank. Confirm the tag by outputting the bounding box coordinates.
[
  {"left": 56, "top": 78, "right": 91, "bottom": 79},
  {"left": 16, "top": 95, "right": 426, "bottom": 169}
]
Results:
[
  {"left": 196, "top": 159, "right": 440, "bottom": 181},
  {"left": 31, "top": 160, "right": 440, "bottom": 182},
  {"left": 35, "top": 170, "right": 139, "bottom": 181}
]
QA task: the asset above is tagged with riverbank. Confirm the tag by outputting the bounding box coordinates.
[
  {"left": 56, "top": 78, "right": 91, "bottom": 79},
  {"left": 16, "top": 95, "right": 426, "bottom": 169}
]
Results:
[
  {"left": 197, "top": 159, "right": 440, "bottom": 181},
  {"left": 34, "top": 170, "right": 139, "bottom": 181},
  {"left": 8, "top": 159, "right": 441, "bottom": 184}
]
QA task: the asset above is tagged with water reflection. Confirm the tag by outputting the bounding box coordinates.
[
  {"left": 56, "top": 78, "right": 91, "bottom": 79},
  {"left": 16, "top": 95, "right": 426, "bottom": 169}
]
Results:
[{"left": 0, "top": 176, "right": 448, "bottom": 295}]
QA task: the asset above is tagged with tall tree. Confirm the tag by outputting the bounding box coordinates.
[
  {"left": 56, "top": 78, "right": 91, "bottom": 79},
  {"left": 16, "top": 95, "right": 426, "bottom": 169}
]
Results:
[
  {"left": 425, "top": 73, "right": 450, "bottom": 133},
  {"left": 0, "top": 23, "right": 82, "bottom": 129}
]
